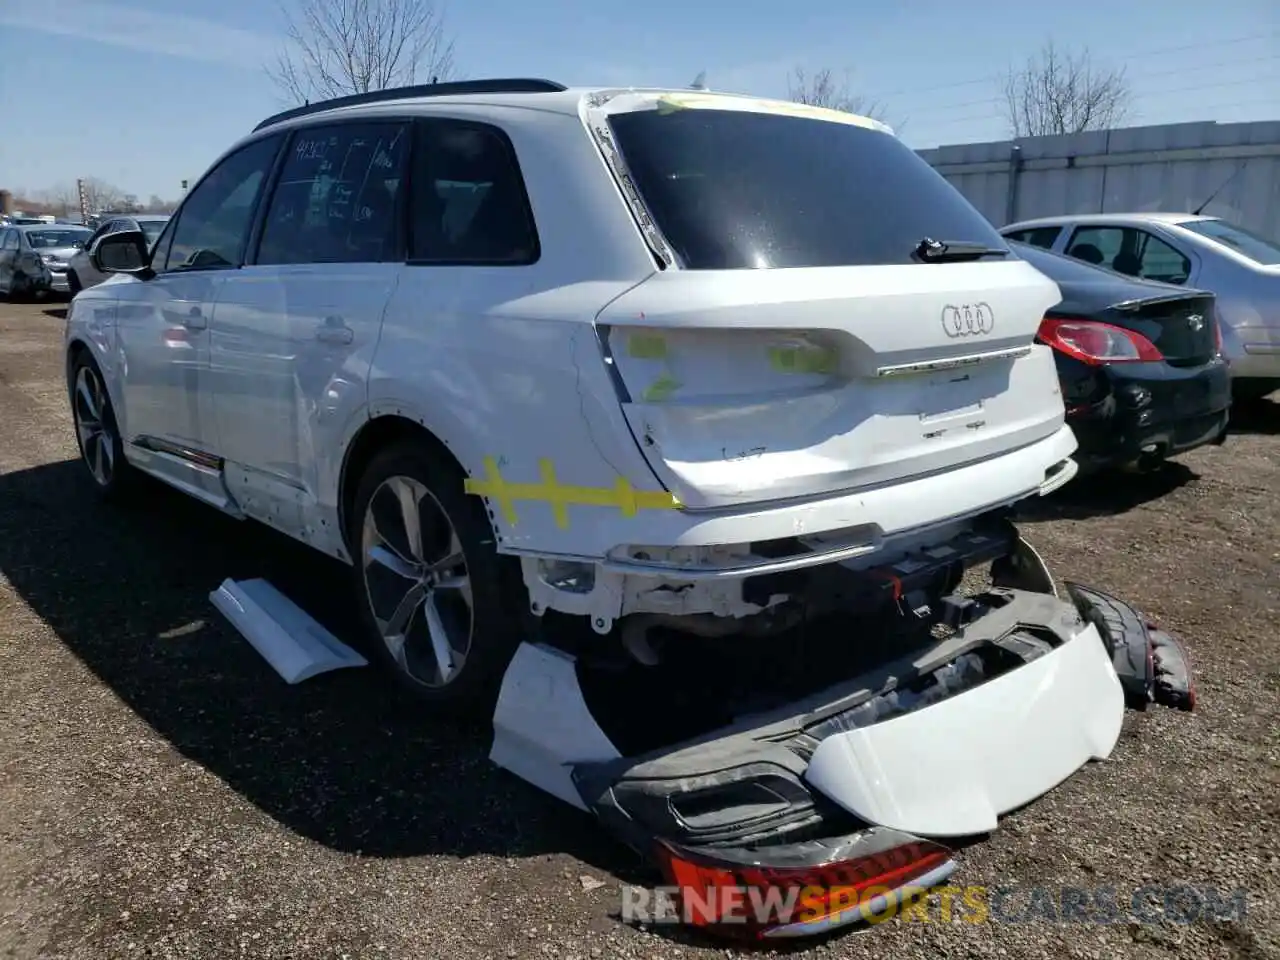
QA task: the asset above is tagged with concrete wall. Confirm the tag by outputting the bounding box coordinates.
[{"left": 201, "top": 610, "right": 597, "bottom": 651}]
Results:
[{"left": 917, "top": 120, "right": 1280, "bottom": 237}]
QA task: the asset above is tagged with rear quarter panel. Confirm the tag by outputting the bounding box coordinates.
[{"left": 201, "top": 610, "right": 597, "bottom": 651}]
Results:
[{"left": 360, "top": 106, "right": 671, "bottom": 559}]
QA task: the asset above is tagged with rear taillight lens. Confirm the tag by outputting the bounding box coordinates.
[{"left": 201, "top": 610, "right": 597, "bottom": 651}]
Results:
[
  {"left": 1038, "top": 315, "right": 1163, "bottom": 365},
  {"left": 653, "top": 838, "right": 952, "bottom": 937}
]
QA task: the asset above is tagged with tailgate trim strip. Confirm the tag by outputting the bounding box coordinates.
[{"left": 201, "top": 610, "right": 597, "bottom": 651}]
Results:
[{"left": 876, "top": 345, "right": 1032, "bottom": 377}]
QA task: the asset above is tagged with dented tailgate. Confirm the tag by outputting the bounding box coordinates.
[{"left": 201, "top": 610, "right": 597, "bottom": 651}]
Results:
[
  {"left": 586, "top": 90, "right": 1067, "bottom": 510},
  {"left": 598, "top": 264, "right": 1066, "bottom": 509}
]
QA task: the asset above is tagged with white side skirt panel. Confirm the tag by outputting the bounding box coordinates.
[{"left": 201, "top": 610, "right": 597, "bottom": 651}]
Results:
[
  {"left": 210, "top": 578, "right": 368, "bottom": 683},
  {"left": 490, "top": 643, "right": 622, "bottom": 810},
  {"left": 804, "top": 624, "right": 1124, "bottom": 837}
]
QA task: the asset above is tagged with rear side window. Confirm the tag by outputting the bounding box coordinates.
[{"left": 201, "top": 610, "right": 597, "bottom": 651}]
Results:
[
  {"left": 409, "top": 119, "right": 539, "bottom": 264},
  {"left": 605, "top": 108, "right": 1007, "bottom": 269},
  {"left": 1068, "top": 226, "right": 1190, "bottom": 284},
  {"left": 257, "top": 121, "right": 409, "bottom": 265},
  {"left": 1004, "top": 226, "right": 1060, "bottom": 249}
]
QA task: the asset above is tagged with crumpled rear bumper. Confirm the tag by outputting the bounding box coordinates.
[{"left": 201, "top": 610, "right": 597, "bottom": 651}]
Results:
[
  {"left": 803, "top": 610, "right": 1122, "bottom": 836},
  {"left": 572, "top": 590, "right": 1124, "bottom": 847},
  {"left": 491, "top": 584, "right": 1194, "bottom": 938}
]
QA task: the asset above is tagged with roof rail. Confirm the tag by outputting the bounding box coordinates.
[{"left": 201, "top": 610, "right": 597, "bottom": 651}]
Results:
[{"left": 253, "top": 78, "right": 569, "bottom": 132}]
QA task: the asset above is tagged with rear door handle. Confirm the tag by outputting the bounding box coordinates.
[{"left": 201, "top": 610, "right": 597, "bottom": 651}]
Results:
[
  {"left": 315, "top": 316, "right": 354, "bottom": 345},
  {"left": 183, "top": 306, "right": 207, "bottom": 330}
]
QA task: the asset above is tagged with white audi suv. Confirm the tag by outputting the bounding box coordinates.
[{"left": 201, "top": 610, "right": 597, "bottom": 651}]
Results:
[{"left": 67, "top": 78, "right": 1141, "bottom": 938}]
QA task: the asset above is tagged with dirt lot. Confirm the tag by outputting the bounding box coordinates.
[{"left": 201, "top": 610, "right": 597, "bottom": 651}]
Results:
[{"left": 0, "top": 297, "right": 1276, "bottom": 960}]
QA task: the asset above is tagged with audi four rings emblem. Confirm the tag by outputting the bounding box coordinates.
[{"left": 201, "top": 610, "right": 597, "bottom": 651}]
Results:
[
  {"left": 1187, "top": 314, "right": 1205, "bottom": 331},
  {"left": 941, "top": 303, "right": 995, "bottom": 338}
]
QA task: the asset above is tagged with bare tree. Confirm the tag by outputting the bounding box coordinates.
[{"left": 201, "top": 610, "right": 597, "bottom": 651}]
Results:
[
  {"left": 787, "top": 67, "right": 887, "bottom": 122},
  {"left": 1002, "top": 40, "right": 1131, "bottom": 138},
  {"left": 29, "top": 184, "right": 79, "bottom": 217},
  {"left": 268, "top": 0, "right": 457, "bottom": 105}
]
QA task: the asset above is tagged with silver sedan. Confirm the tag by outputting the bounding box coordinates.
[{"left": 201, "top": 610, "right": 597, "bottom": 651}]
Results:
[{"left": 1000, "top": 212, "right": 1280, "bottom": 400}]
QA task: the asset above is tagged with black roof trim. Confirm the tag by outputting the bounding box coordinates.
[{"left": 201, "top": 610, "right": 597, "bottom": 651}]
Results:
[{"left": 253, "top": 78, "right": 569, "bottom": 132}]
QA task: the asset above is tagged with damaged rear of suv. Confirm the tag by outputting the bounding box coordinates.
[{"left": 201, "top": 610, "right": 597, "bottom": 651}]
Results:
[
  {"left": 485, "top": 89, "right": 1191, "bottom": 938},
  {"left": 69, "top": 80, "right": 1195, "bottom": 940}
]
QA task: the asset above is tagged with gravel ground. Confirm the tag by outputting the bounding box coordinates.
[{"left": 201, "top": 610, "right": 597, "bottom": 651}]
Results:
[{"left": 0, "top": 298, "right": 1276, "bottom": 960}]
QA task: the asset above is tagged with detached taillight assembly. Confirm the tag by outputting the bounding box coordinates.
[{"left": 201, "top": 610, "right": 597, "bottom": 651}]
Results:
[
  {"left": 653, "top": 837, "right": 953, "bottom": 938},
  {"left": 1038, "top": 314, "right": 1163, "bottom": 365}
]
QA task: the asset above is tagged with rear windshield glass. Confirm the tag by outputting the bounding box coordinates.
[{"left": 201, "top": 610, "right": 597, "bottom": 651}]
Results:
[
  {"left": 1179, "top": 219, "right": 1280, "bottom": 265},
  {"left": 606, "top": 107, "right": 1008, "bottom": 269}
]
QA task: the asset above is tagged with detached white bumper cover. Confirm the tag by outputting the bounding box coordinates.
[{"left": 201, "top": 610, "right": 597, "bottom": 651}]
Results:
[{"left": 804, "top": 622, "right": 1124, "bottom": 837}]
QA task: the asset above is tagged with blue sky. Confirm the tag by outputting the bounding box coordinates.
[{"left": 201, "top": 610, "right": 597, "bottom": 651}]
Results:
[{"left": 1, "top": 0, "right": 1277, "bottom": 201}]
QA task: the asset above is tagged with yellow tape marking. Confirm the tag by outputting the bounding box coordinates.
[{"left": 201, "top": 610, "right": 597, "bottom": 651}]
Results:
[
  {"left": 472, "top": 456, "right": 517, "bottom": 525},
  {"left": 642, "top": 372, "right": 682, "bottom": 401},
  {"left": 539, "top": 458, "right": 571, "bottom": 529},
  {"left": 627, "top": 333, "right": 667, "bottom": 359},
  {"left": 463, "top": 457, "right": 681, "bottom": 528},
  {"left": 769, "top": 345, "right": 837, "bottom": 375}
]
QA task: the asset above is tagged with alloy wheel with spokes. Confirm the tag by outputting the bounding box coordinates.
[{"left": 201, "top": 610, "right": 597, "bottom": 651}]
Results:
[
  {"left": 72, "top": 363, "right": 117, "bottom": 488},
  {"left": 361, "top": 474, "right": 475, "bottom": 688}
]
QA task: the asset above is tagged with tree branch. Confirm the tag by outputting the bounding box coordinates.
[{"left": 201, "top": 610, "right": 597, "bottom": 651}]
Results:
[
  {"left": 1001, "top": 40, "right": 1131, "bottom": 138},
  {"left": 266, "top": 0, "right": 457, "bottom": 105},
  {"left": 786, "top": 66, "right": 888, "bottom": 123}
]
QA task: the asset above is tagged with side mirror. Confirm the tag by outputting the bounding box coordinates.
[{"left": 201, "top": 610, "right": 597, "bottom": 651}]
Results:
[{"left": 91, "top": 229, "right": 152, "bottom": 277}]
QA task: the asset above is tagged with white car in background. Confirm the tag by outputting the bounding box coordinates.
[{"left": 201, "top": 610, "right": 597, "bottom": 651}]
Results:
[
  {"left": 1001, "top": 212, "right": 1280, "bottom": 401},
  {"left": 66, "top": 214, "right": 170, "bottom": 295},
  {"left": 66, "top": 78, "right": 1184, "bottom": 938}
]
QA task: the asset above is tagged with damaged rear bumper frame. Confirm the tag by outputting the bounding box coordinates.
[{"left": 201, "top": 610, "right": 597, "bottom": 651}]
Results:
[{"left": 518, "top": 449, "right": 1079, "bottom": 634}]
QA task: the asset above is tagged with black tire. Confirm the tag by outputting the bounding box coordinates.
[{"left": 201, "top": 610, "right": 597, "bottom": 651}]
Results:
[
  {"left": 347, "top": 442, "right": 527, "bottom": 716},
  {"left": 1232, "top": 378, "right": 1280, "bottom": 403},
  {"left": 67, "top": 271, "right": 82, "bottom": 296},
  {"left": 68, "top": 352, "right": 136, "bottom": 501}
]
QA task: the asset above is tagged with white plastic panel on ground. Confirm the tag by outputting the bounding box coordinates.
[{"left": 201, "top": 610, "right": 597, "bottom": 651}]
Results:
[
  {"left": 490, "top": 642, "right": 622, "bottom": 810},
  {"left": 803, "top": 624, "right": 1124, "bottom": 837},
  {"left": 209, "top": 578, "right": 368, "bottom": 684}
]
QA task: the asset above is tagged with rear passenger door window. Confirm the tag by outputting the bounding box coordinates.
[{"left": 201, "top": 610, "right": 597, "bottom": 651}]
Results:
[
  {"left": 409, "top": 118, "right": 539, "bottom": 264},
  {"left": 1066, "top": 225, "right": 1189, "bottom": 284},
  {"left": 1065, "top": 226, "right": 1123, "bottom": 267},
  {"left": 256, "top": 121, "right": 409, "bottom": 265}
]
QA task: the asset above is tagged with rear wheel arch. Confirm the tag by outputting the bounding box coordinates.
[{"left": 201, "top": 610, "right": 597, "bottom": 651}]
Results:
[{"left": 338, "top": 414, "right": 491, "bottom": 555}]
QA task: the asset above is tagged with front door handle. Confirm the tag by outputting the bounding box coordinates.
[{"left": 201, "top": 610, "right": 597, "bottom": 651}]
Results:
[
  {"left": 315, "top": 316, "right": 354, "bottom": 345},
  {"left": 183, "top": 306, "right": 207, "bottom": 330}
]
